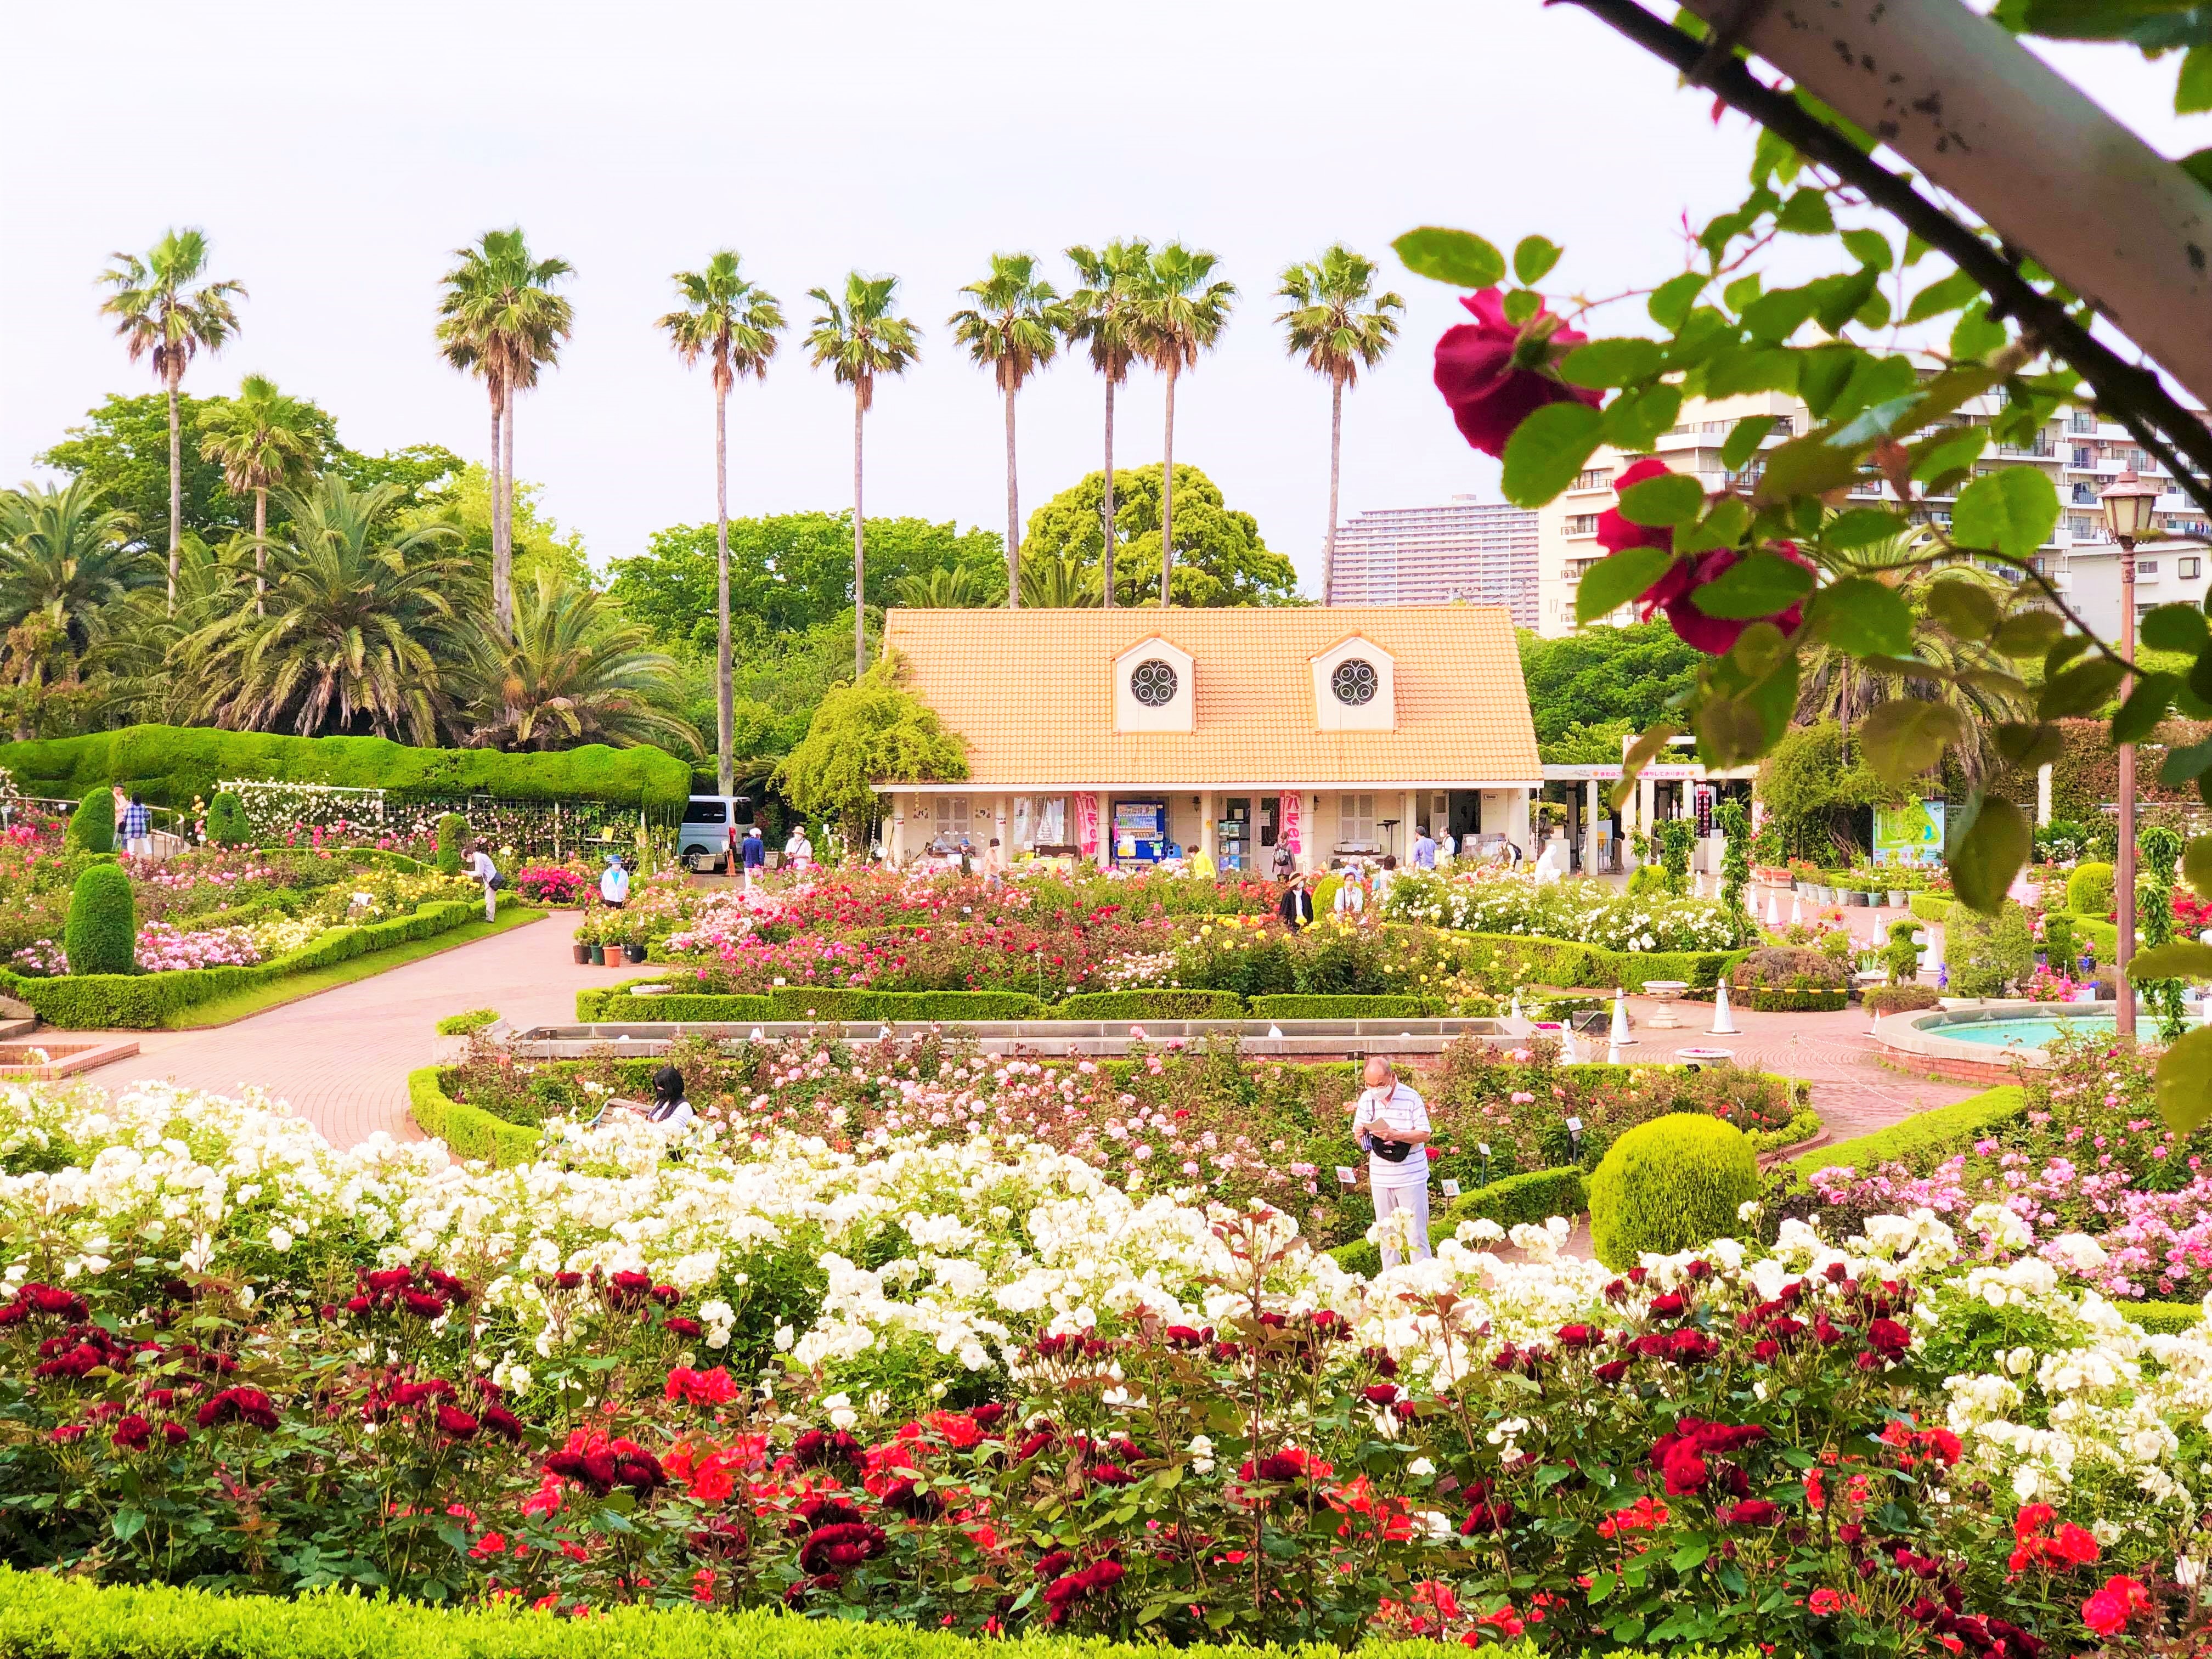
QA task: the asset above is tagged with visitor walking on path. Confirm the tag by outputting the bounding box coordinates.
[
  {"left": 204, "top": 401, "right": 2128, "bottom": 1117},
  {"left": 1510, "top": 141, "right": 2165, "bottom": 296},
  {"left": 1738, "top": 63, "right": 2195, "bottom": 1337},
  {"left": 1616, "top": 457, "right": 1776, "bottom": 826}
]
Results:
[
  {"left": 741, "top": 825, "right": 766, "bottom": 890},
  {"left": 1353, "top": 1056, "right": 1432, "bottom": 1267},
  {"left": 597, "top": 853, "right": 630, "bottom": 909},
  {"left": 785, "top": 826, "right": 814, "bottom": 871},
  {"left": 1277, "top": 872, "right": 1314, "bottom": 930},
  {"left": 121, "top": 794, "right": 154, "bottom": 859},
  {"left": 469, "top": 839, "right": 500, "bottom": 923}
]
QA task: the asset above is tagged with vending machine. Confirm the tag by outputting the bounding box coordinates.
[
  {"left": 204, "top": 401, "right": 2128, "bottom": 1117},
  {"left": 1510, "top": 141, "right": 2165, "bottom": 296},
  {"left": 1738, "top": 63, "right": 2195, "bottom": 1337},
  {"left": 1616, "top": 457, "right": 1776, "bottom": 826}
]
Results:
[
  {"left": 1111, "top": 799, "right": 1169, "bottom": 863},
  {"left": 1217, "top": 798, "right": 1252, "bottom": 871}
]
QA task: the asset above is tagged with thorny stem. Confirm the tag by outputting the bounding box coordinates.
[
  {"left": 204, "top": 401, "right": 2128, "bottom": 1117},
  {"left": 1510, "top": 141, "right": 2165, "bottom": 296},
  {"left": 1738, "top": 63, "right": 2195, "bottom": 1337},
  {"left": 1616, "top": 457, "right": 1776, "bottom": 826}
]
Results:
[{"left": 1564, "top": 0, "right": 2212, "bottom": 527}]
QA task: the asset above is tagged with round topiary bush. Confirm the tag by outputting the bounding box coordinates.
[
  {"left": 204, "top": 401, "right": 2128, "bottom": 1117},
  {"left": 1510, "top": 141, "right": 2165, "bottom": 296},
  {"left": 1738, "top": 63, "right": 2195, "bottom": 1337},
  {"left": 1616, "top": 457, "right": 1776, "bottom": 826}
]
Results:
[
  {"left": 62, "top": 863, "right": 137, "bottom": 977},
  {"left": 65, "top": 789, "right": 114, "bottom": 855},
  {"left": 206, "top": 791, "right": 252, "bottom": 848},
  {"left": 2067, "top": 860, "right": 2115, "bottom": 917},
  {"left": 435, "top": 813, "right": 468, "bottom": 876},
  {"left": 1587, "top": 1113, "right": 1760, "bottom": 1270}
]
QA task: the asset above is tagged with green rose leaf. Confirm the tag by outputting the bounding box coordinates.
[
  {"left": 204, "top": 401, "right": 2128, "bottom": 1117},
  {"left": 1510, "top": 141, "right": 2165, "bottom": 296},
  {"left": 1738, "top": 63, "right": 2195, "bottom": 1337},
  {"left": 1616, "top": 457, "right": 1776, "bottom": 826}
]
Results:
[
  {"left": 1690, "top": 550, "right": 1816, "bottom": 619},
  {"left": 1649, "top": 272, "right": 1706, "bottom": 331},
  {"left": 1993, "top": 610, "right": 2067, "bottom": 658},
  {"left": 1910, "top": 426, "right": 1990, "bottom": 483},
  {"left": 1946, "top": 793, "right": 2032, "bottom": 916},
  {"left": 1559, "top": 338, "right": 1666, "bottom": 390},
  {"left": 1754, "top": 431, "right": 1871, "bottom": 504},
  {"left": 1922, "top": 578, "right": 2003, "bottom": 642},
  {"left": 1954, "top": 467, "right": 2060, "bottom": 559},
  {"left": 1806, "top": 575, "right": 1915, "bottom": 656},
  {"left": 1500, "top": 402, "right": 1605, "bottom": 508},
  {"left": 1841, "top": 228, "right": 1893, "bottom": 271},
  {"left": 1824, "top": 507, "right": 1909, "bottom": 549},
  {"left": 2185, "top": 833, "right": 2212, "bottom": 899},
  {"left": 2039, "top": 656, "right": 2129, "bottom": 719},
  {"left": 1860, "top": 698, "right": 1967, "bottom": 786},
  {"left": 2114, "top": 673, "right": 2181, "bottom": 745},
  {"left": 2143, "top": 603, "right": 2211, "bottom": 653},
  {"left": 1576, "top": 547, "right": 1674, "bottom": 624},
  {"left": 2157, "top": 1025, "right": 2212, "bottom": 1133},
  {"left": 1951, "top": 301, "right": 2010, "bottom": 360},
  {"left": 1392, "top": 228, "right": 1506, "bottom": 289},
  {"left": 1514, "top": 235, "right": 1564, "bottom": 285},
  {"left": 1618, "top": 471, "right": 1706, "bottom": 526},
  {"left": 1993, "top": 720, "right": 2064, "bottom": 770},
  {"left": 1776, "top": 188, "right": 1835, "bottom": 234},
  {"left": 1503, "top": 290, "right": 1542, "bottom": 325},
  {"left": 1602, "top": 384, "right": 1683, "bottom": 452},
  {"left": 2181, "top": 43, "right": 2212, "bottom": 112},
  {"left": 1677, "top": 497, "right": 1754, "bottom": 556},
  {"left": 1720, "top": 415, "right": 1778, "bottom": 471},
  {"left": 2130, "top": 941, "right": 2212, "bottom": 983},
  {"left": 1903, "top": 268, "right": 1982, "bottom": 323}
]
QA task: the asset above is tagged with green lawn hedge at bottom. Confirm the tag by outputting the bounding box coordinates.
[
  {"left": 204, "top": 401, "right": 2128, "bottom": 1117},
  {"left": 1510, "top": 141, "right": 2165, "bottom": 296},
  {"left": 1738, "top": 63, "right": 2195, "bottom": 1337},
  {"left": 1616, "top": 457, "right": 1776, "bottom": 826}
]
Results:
[
  {"left": 0, "top": 895, "right": 527, "bottom": 1030},
  {"left": 0, "top": 1570, "right": 1556, "bottom": 1659}
]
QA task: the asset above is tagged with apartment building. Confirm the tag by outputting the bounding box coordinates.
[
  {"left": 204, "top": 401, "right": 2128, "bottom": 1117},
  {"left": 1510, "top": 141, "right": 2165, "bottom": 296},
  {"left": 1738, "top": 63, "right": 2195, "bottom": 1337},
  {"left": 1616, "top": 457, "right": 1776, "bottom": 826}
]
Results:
[
  {"left": 1328, "top": 496, "right": 1539, "bottom": 625},
  {"left": 1532, "top": 387, "right": 2208, "bottom": 640}
]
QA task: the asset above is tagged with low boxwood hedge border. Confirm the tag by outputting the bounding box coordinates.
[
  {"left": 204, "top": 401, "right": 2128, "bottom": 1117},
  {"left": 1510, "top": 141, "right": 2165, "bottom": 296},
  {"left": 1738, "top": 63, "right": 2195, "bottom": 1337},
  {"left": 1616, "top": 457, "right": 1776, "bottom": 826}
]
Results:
[
  {"left": 1247, "top": 993, "right": 1450, "bottom": 1020},
  {"left": 0, "top": 895, "right": 519, "bottom": 1030},
  {"left": 1746, "top": 988, "right": 1849, "bottom": 1013},
  {"left": 1787, "top": 1084, "right": 2026, "bottom": 1182},
  {"left": 1908, "top": 893, "right": 1955, "bottom": 923},
  {"left": 1457, "top": 934, "right": 1754, "bottom": 993},
  {"left": 574, "top": 986, "right": 1483, "bottom": 1025},
  {"left": 407, "top": 1065, "right": 545, "bottom": 1167},
  {"left": 0, "top": 1568, "right": 1537, "bottom": 1659}
]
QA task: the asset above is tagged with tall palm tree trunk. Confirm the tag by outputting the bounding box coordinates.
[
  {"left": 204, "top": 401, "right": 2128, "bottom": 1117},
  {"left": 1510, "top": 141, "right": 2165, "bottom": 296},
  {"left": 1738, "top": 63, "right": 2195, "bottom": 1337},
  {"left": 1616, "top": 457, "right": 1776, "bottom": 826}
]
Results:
[
  {"left": 1005, "top": 381, "right": 1021, "bottom": 609},
  {"left": 1323, "top": 374, "right": 1345, "bottom": 606},
  {"left": 488, "top": 382, "right": 506, "bottom": 631},
  {"left": 253, "top": 486, "right": 267, "bottom": 615},
  {"left": 714, "top": 376, "right": 734, "bottom": 799},
  {"left": 496, "top": 382, "right": 517, "bottom": 635},
  {"left": 853, "top": 387, "right": 867, "bottom": 678},
  {"left": 1159, "top": 364, "right": 1178, "bottom": 607},
  {"left": 1101, "top": 379, "right": 1116, "bottom": 608},
  {"left": 165, "top": 370, "right": 182, "bottom": 612}
]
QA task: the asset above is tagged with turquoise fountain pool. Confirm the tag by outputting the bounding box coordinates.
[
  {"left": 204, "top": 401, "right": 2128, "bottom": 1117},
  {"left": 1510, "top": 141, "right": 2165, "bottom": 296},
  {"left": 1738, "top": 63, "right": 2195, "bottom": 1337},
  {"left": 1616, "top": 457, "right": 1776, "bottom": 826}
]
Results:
[{"left": 1939, "top": 1012, "right": 2117, "bottom": 1048}]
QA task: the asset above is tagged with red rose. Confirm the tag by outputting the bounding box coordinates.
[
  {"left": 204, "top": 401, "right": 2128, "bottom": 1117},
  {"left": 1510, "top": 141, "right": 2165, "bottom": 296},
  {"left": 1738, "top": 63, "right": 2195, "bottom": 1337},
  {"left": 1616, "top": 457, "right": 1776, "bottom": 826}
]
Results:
[
  {"left": 1554, "top": 1323, "right": 1601, "bottom": 1350},
  {"left": 1717, "top": 1498, "right": 1779, "bottom": 1527},
  {"left": 1639, "top": 542, "right": 1816, "bottom": 654},
  {"left": 1432, "top": 289, "right": 1599, "bottom": 458},
  {"left": 1596, "top": 458, "right": 1682, "bottom": 555}
]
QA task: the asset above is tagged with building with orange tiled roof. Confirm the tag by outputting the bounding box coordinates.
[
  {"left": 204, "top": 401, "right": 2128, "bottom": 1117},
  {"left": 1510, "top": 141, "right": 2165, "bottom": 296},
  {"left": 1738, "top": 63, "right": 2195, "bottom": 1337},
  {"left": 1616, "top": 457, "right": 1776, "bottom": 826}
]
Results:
[{"left": 876, "top": 606, "right": 1543, "bottom": 873}]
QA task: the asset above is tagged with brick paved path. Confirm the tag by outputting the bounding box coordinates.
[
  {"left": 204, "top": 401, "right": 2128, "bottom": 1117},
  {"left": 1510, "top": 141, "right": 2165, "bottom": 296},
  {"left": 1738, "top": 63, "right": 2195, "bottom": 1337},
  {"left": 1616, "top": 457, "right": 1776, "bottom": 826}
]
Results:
[{"left": 69, "top": 914, "right": 593, "bottom": 1148}]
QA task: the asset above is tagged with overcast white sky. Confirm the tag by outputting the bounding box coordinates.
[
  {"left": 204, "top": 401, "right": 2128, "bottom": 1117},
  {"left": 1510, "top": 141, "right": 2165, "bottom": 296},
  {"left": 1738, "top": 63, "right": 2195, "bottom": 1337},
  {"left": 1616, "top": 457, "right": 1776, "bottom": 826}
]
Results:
[{"left": 0, "top": 2, "right": 2196, "bottom": 594}]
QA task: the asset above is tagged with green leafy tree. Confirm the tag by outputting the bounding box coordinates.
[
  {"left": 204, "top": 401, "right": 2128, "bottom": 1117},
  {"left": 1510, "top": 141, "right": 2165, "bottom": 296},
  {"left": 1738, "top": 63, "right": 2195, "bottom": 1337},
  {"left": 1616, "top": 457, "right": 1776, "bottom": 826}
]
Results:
[
  {"left": 403, "top": 462, "right": 590, "bottom": 599},
  {"left": 891, "top": 565, "right": 1002, "bottom": 608},
  {"left": 1275, "top": 245, "right": 1403, "bottom": 603},
  {"left": 806, "top": 273, "right": 922, "bottom": 676},
  {"left": 658, "top": 250, "right": 785, "bottom": 797},
  {"left": 196, "top": 374, "right": 324, "bottom": 605},
  {"left": 1129, "top": 244, "right": 1236, "bottom": 605},
  {"left": 2138, "top": 825, "right": 2188, "bottom": 1040},
  {"left": 1018, "top": 554, "right": 1096, "bottom": 608},
  {"left": 610, "top": 514, "right": 1001, "bottom": 652},
  {"left": 1019, "top": 464, "right": 1295, "bottom": 608},
  {"left": 0, "top": 481, "right": 150, "bottom": 657},
  {"left": 775, "top": 652, "right": 967, "bottom": 853},
  {"left": 1540, "top": 718, "right": 1638, "bottom": 766},
  {"left": 1516, "top": 624, "right": 1703, "bottom": 747},
  {"left": 1756, "top": 720, "right": 1902, "bottom": 861},
  {"left": 332, "top": 443, "right": 465, "bottom": 511},
  {"left": 97, "top": 229, "right": 246, "bottom": 610},
  {"left": 1716, "top": 795, "right": 1752, "bottom": 923},
  {"left": 182, "top": 477, "right": 471, "bottom": 742},
  {"left": 949, "top": 253, "right": 1068, "bottom": 602},
  {"left": 436, "top": 228, "right": 575, "bottom": 634},
  {"left": 1063, "top": 239, "right": 1153, "bottom": 607},
  {"left": 457, "top": 570, "right": 699, "bottom": 753}
]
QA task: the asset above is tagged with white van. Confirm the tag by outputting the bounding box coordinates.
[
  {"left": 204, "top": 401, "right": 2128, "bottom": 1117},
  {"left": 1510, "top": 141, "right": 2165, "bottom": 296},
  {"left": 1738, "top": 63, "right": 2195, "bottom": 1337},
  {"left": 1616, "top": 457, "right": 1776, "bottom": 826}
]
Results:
[{"left": 678, "top": 795, "right": 753, "bottom": 872}]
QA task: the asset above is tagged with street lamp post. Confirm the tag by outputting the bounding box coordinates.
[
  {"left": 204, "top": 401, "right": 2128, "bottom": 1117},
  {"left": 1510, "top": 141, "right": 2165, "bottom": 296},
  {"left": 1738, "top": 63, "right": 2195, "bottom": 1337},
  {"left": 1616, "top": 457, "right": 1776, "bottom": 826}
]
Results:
[{"left": 2100, "top": 470, "right": 2161, "bottom": 1040}]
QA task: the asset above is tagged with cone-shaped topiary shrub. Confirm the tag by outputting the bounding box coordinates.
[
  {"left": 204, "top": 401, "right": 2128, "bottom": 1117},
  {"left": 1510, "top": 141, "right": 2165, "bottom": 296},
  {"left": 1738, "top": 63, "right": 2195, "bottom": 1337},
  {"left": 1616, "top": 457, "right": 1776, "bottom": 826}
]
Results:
[
  {"left": 63, "top": 863, "right": 137, "bottom": 977},
  {"left": 435, "top": 813, "right": 467, "bottom": 876},
  {"left": 205, "top": 791, "right": 251, "bottom": 848},
  {"left": 1588, "top": 1113, "right": 1759, "bottom": 1270},
  {"left": 65, "top": 789, "right": 114, "bottom": 855}
]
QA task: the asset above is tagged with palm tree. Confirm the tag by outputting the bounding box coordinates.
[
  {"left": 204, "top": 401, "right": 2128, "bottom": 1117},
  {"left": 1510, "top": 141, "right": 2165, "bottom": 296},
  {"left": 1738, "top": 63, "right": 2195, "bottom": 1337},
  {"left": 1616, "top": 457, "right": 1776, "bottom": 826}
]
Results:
[
  {"left": 0, "top": 481, "right": 149, "bottom": 654},
  {"left": 1130, "top": 244, "right": 1236, "bottom": 606},
  {"left": 84, "top": 542, "right": 236, "bottom": 729},
  {"left": 97, "top": 229, "right": 246, "bottom": 611},
  {"left": 183, "top": 477, "right": 473, "bottom": 742},
  {"left": 1063, "top": 239, "right": 1151, "bottom": 608},
  {"left": 436, "top": 229, "right": 574, "bottom": 635},
  {"left": 458, "top": 569, "right": 699, "bottom": 752},
  {"left": 949, "top": 254, "right": 1068, "bottom": 606},
  {"left": 196, "top": 374, "right": 323, "bottom": 608},
  {"left": 1277, "top": 247, "right": 1404, "bottom": 606},
  {"left": 658, "top": 251, "right": 784, "bottom": 797},
  {"left": 890, "top": 565, "right": 1000, "bottom": 608},
  {"left": 805, "top": 273, "right": 922, "bottom": 675},
  {"left": 1018, "top": 554, "right": 1098, "bottom": 609}
]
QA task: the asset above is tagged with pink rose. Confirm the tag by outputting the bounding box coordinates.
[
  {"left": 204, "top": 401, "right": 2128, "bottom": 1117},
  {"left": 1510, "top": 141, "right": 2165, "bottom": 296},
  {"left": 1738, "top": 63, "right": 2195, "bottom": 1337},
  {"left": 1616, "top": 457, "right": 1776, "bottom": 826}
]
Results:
[
  {"left": 1596, "top": 457, "right": 1681, "bottom": 555},
  {"left": 1432, "top": 289, "right": 1600, "bottom": 458},
  {"left": 1638, "top": 541, "right": 1816, "bottom": 656}
]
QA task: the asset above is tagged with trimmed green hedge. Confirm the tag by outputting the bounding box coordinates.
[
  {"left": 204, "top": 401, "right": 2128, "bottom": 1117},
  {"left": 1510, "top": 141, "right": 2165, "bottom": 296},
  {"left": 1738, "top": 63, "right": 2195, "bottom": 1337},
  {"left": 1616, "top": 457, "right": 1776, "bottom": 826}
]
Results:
[
  {"left": 434, "top": 1008, "right": 499, "bottom": 1036},
  {"left": 65, "top": 789, "right": 114, "bottom": 855},
  {"left": 407, "top": 1066, "right": 544, "bottom": 1167},
  {"left": 1052, "top": 990, "right": 1247, "bottom": 1020},
  {"left": 0, "top": 896, "right": 516, "bottom": 1029},
  {"left": 1747, "top": 988, "right": 1849, "bottom": 1012},
  {"left": 1788, "top": 1084, "right": 2026, "bottom": 1181},
  {"left": 0, "top": 1569, "right": 1542, "bottom": 1659},
  {"left": 205, "top": 790, "right": 250, "bottom": 847},
  {"left": 0, "top": 726, "right": 691, "bottom": 813},
  {"left": 62, "top": 864, "right": 135, "bottom": 977},
  {"left": 2129, "top": 1300, "right": 2205, "bottom": 1334},
  {"left": 1331, "top": 1166, "right": 1590, "bottom": 1276},
  {"left": 1462, "top": 933, "right": 1752, "bottom": 992},
  {"left": 1589, "top": 1114, "right": 1759, "bottom": 1270},
  {"left": 1248, "top": 994, "right": 1449, "bottom": 1020},
  {"left": 1909, "top": 893, "right": 1955, "bottom": 923},
  {"left": 761, "top": 988, "right": 1045, "bottom": 1023},
  {"left": 577, "top": 984, "right": 776, "bottom": 1023}
]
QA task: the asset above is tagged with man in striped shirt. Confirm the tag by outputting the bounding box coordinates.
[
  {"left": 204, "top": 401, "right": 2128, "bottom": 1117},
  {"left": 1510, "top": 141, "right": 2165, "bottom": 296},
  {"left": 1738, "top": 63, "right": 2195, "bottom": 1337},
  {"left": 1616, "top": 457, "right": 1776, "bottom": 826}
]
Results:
[
  {"left": 121, "top": 794, "right": 154, "bottom": 859},
  {"left": 1352, "top": 1056, "right": 1433, "bottom": 1267}
]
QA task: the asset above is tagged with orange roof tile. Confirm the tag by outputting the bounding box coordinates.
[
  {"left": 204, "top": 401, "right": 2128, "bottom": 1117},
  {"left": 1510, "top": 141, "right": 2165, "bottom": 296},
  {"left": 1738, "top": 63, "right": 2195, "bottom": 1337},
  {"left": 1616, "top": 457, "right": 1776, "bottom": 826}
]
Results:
[{"left": 878, "top": 607, "right": 1541, "bottom": 789}]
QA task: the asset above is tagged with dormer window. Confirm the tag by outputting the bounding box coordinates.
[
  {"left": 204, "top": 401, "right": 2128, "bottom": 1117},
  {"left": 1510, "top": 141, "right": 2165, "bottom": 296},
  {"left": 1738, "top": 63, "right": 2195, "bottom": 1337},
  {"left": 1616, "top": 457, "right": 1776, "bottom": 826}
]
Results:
[
  {"left": 1330, "top": 658, "right": 1379, "bottom": 706},
  {"left": 1130, "top": 659, "right": 1179, "bottom": 707}
]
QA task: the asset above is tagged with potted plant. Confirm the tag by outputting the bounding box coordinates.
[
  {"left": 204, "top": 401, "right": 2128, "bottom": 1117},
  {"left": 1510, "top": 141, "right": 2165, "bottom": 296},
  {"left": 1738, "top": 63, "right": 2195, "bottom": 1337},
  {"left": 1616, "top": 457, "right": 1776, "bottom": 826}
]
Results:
[
  {"left": 622, "top": 929, "right": 648, "bottom": 965},
  {"left": 569, "top": 916, "right": 592, "bottom": 965}
]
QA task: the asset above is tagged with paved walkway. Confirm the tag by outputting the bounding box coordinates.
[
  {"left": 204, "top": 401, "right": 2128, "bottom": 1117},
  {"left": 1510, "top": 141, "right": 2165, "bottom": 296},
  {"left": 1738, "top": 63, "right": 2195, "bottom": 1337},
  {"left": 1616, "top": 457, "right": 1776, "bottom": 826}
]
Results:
[{"left": 66, "top": 913, "right": 595, "bottom": 1148}]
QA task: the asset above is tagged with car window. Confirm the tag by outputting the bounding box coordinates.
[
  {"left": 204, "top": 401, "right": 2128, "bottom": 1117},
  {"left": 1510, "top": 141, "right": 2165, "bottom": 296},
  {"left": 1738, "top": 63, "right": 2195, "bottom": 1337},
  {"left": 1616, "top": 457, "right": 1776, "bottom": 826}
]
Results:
[{"left": 682, "top": 800, "right": 728, "bottom": 825}]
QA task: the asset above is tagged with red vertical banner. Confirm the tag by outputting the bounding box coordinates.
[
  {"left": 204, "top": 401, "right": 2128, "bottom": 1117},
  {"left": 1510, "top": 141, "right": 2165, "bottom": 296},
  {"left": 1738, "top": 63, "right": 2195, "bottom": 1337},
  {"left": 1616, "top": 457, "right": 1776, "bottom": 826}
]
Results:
[
  {"left": 1279, "top": 793, "right": 1302, "bottom": 857},
  {"left": 1075, "top": 793, "right": 1101, "bottom": 860}
]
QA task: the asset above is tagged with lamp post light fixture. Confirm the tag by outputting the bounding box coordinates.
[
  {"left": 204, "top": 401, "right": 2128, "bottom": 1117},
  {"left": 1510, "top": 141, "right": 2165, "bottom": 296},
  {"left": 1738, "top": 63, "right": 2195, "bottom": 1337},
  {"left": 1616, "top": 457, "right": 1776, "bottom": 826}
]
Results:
[{"left": 2100, "top": 470, "right": 2162, "bottom": 1040}]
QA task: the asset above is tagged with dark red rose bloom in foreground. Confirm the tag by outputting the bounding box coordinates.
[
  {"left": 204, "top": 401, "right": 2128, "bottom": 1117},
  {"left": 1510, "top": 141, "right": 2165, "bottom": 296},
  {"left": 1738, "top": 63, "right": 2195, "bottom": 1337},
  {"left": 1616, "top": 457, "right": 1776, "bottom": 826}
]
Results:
[
  {"left": 1433, "top": 288, "right": 1600, "bottom": 458},
  {"left": 1596, "top": 457, "right": 1682, "bottom": 555},
  {"left": 1638, "top": 540, "right": 1816, "bottom": 655}
]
